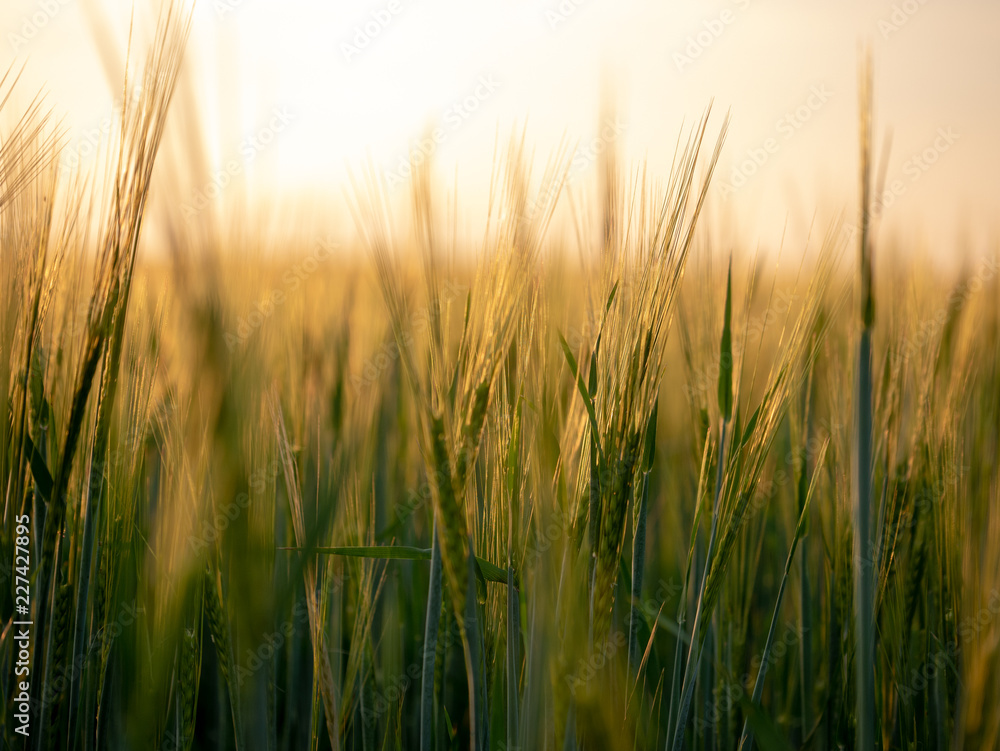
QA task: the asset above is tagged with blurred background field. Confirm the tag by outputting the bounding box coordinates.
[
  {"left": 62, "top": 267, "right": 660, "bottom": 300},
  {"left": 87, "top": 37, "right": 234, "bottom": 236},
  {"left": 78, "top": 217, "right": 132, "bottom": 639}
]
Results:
[{"left": 2, "top": 2, "right": 1000, "bottom": 750}]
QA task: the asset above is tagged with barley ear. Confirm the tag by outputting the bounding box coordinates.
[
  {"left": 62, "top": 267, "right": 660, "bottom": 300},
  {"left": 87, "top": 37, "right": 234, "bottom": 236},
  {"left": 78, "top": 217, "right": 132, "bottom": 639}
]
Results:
[
  {"left": 204, "top": 566, "right": 246, "bottom": 750},
  {"left": 179, "top": 626, "right": 201, "bottom": 751},
  {"left": 628, "top": 401, "right": 657, "bottom": 677}
]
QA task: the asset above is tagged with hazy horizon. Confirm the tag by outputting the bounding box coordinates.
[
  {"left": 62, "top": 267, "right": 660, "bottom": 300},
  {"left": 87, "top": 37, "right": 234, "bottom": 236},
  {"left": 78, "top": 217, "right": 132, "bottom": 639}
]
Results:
[{"left": 4, "top": 0, "right": 998, "bottom": 262}]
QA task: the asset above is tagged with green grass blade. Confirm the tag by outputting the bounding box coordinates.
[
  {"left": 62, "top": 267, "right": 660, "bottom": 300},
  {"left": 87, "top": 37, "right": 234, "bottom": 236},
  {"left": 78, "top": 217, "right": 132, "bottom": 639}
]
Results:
[
  {"left": 672, "top": 274, "right": 734, "bottom": 749},
  {"left": 557, "top": 331, "right": 605, "bottom": 468},
  {"left": 464, "top": 536, "right": 486, "bottom": 750},
  {"left": 420, "top": 525, "right": 443, "bottom": 751},
  {"left": 628, "top": 471, "right": 650, "bottom": 678},
  {"left": 506, "top": 566, "right": 520, "bottom": 749},
  {"left": 737, "top": 694, "right": 794, "bottom": 751},
  {"left": 301, "top": 546, "right": 509, "bottom": 584},
  {"left": 718, "top": 256, "right": 734, "bottom": 422},
  {"left": 21, "top": 429, "right": 53, "bottom": 501},
  {"left": 739, "top": 439, "right": 828, "bottom": 751},
  {"left": 629, "top": 403, "right": 657, "bottom": 676}
]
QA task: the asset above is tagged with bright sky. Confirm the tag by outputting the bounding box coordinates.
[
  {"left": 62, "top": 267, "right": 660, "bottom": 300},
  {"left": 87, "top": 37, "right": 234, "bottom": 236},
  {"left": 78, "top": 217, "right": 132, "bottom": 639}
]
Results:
[{"left": 3, "top": 0, "right": 999, "bottom": 260}]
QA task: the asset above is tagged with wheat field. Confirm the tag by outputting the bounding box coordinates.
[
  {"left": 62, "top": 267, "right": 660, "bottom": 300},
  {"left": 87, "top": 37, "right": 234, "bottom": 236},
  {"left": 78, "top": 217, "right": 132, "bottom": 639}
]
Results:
[{"left": 2, "top": 3, "right": 999, "bottom": 750}]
